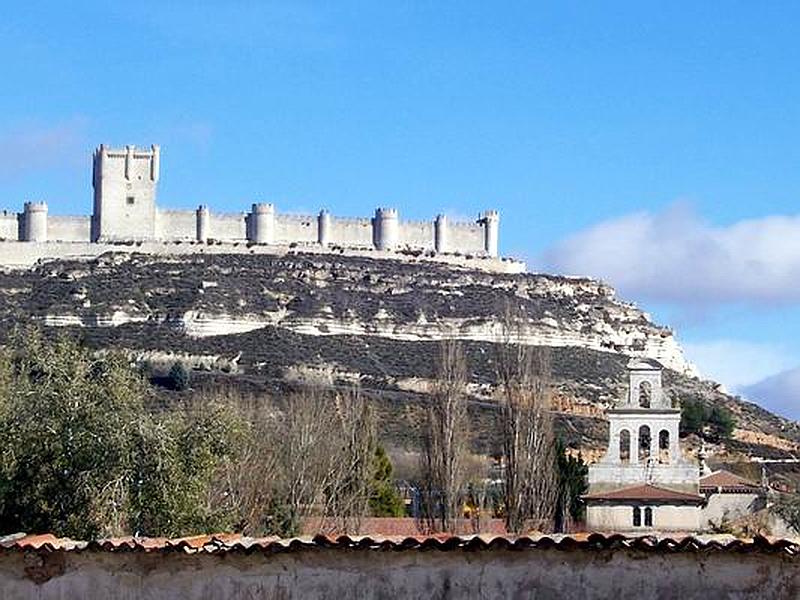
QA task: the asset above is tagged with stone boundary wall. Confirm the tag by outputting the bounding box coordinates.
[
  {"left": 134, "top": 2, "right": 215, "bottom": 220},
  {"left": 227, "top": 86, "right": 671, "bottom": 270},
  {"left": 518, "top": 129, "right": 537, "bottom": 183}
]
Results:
[{"left": 0, "top": 543, "right": 796, "bottom": 599}]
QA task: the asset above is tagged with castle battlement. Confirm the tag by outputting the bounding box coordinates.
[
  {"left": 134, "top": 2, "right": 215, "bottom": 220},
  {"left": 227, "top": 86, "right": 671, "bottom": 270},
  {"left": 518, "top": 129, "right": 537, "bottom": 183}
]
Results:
[{"left": 0, "top": 144, "right": 503, "bottom": 258}]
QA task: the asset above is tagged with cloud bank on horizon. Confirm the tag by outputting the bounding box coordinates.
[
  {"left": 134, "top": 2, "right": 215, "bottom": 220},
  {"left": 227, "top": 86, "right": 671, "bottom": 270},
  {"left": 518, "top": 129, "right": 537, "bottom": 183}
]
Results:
[
  {"left": 540, "top": 203, "right": 800, "bottom": 420},
  {"left": 541, "top": 202, "right": 800, "bottom": 306}
]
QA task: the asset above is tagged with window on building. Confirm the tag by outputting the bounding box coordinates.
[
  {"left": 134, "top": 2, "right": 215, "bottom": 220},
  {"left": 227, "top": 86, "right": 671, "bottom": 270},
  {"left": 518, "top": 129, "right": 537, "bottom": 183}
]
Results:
[
  {"left": 659, "top": 430, "right": 670, "bottom": 464},
  {"left": 619, "top": 429, "right": 631, "bottom": 463},
  {"left": 639, "top": 425, "right": 651, "bottom": 462},
  {"left": 638, "top": 381, "right": 652, "bottom": 408},
  {"left": 632, "top": 506, "right": 641, "bottom": 527},
  {"left": 644, "top": 507, "right": 653, "bottom": 527},
  {"left": 126, "top": 196, "right": 135, "bottom": 205}
]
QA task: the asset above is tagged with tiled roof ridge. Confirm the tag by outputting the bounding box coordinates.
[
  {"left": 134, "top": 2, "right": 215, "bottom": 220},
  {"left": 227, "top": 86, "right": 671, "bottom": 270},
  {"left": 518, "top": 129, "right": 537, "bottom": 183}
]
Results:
[
  {"left": 0, "top": 532, "right": 797, "bottom": 557},
  {"left": 700, "top": 469, "right": 761, "bottom": 490},
  {"left": 583, "top": 483, "right": 704, "bottom": 503}
]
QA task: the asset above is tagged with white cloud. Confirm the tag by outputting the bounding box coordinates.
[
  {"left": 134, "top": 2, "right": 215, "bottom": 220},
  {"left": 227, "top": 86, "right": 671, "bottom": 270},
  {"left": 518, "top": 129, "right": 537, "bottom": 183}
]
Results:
[
  {"left": 741, "top": 366, "right": 800, "bottom": 421},
  {"left": 0, "top": 118, "right": 88, "bottom": 179},
  {"left": 540, "top": 202, "right": 800, "bottom": 305},
  {"left": 682, "top": 339, "right": 797, "bottom": 389}
]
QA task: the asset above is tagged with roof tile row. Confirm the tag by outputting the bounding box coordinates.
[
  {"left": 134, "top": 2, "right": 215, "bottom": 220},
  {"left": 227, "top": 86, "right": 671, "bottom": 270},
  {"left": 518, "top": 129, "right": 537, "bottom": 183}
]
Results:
[{"left": 0, "top": 532, "right": 797, "bottom": 557}]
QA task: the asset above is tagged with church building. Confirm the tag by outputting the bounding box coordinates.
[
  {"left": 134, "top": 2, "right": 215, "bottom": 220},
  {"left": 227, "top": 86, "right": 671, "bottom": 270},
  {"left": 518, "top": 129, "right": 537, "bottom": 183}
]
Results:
[{"left": 584, "top": 358, "right": 704, "bottom": 533}]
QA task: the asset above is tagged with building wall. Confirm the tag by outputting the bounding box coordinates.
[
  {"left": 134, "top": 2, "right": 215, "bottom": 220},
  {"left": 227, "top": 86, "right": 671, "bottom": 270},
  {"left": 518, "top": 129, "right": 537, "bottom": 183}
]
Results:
[
  {"left": 587, "top": 504, "right": 701, "bottom": 532},
  {"left": 0, "top": 211, "right": 18, "bottom": 240},
  {"left": 155, "top": 210, "right": 196, "bottom": 240},
  {"left": 47, "top": 216, "right": 91, "bottom": 242},
  {"left": 701, "top": 492, "right": 765, "bottom": 528},
  {"left": 0, "top": 545, "right": 794, "bottom": 599}
]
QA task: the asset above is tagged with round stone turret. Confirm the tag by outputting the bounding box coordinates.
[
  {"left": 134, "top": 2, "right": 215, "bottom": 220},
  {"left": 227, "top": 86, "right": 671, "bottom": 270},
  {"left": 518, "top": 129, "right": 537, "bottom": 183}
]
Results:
[
  {"left": 196, "top": 205, "right": 210, "bottom": 242},
  {"left": 481, "top": 210, "right": 499, "bottom": 257},
  {"left": 373, "top": 207, "right": 399, "bottom": 251},
  {"left": 249, "top": 203, "right": 275, "bottom": 244},
  {"left": 23, "top": 201, "right": 48, "bottom": 242},
  {"left": 318, "top": 209, "right": 331, "bottom": 246},
  {"left": 434, "top": 214, "right": 448, "bottom": 253}
]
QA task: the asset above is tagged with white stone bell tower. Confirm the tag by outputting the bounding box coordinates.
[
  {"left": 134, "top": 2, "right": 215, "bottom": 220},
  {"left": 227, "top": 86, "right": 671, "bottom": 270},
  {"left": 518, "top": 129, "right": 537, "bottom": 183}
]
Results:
[{"left": 588, "top": 358, "right": 698, "bottom": 493}]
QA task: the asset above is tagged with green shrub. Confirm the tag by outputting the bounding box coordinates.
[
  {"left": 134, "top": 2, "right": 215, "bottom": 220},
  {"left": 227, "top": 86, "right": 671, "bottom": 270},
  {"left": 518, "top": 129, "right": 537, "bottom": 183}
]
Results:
[{"left": 168, "top": 361, "right": 190, "bottom": 391}]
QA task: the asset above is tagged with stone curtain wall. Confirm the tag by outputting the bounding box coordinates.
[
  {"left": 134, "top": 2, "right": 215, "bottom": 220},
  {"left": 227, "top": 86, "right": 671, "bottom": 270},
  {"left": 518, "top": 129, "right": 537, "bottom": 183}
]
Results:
[
  {"left": 275, "top": 214, "right": 318, "bottom": 244},
  {"left": 155, "top": 210, "right": 197, "bottom": 240},
  {"left": 398, "top": 220, "right": 435, "bottom": 248},
  {"left": 0, "top": 545, "right": 796, "bottom": 599},
  {"left": 328, "top": 217, "right": 373, "bottom": 247},
  {"left": 209, "top": 213, "right": 248, "bottom": 241},
  {"left": 0, "top": 205, "right": 495, "bottom": 254},
  {"left": 448, "top": 221, "right": 484, "bottom": 253},
  {"left": 47, "top": 217, "right": 91, "bottom": 242}
]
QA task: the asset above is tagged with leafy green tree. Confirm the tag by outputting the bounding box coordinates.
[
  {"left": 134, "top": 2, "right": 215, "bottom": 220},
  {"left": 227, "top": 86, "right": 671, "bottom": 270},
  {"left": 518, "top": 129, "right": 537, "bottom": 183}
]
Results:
[
  {"left": 129, "top": 400, "right": 245, "bottom": 536},
  {"left": 0, "top": 329, "right": 241, "bottom": 538},
  {"left": 680, "top": 400, "right": 735, "bottom": 441},
  {"left": 680, "top": 400, "right": 707, "bottom": 436},
  {"left": 369, "top": 446, "right": 405, "bottom": 517},
  {"left": 708, "top": 406, "right": 736, "bottom": 441}
]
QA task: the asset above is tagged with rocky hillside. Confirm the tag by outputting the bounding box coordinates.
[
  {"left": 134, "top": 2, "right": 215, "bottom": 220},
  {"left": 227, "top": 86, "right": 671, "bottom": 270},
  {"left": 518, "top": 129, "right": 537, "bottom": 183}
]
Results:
[{"left": 0, "top": 251, "right": 798, "bottom": 461}]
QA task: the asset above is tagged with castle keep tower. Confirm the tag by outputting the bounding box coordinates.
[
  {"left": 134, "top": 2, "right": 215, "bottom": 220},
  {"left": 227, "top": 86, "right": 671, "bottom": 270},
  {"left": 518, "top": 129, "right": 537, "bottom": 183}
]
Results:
[{"left": 92, "top": 145, "right": 159, "bottom": 241}]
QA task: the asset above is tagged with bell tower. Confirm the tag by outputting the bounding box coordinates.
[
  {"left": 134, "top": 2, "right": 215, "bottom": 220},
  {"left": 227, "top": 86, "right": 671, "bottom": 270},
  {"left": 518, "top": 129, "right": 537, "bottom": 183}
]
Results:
[
  {"left": 92, "top": 144, "right": 159, "bottom": 241},
  {"left": 588, "top": 358, "right": 698, "bottom": 493}
]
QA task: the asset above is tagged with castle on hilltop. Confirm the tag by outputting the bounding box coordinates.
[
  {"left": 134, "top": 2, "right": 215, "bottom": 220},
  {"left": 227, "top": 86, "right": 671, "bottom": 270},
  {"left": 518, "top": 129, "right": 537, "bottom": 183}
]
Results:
[{"left": 0, "top": 144, "right": 500, "bottom": 256}]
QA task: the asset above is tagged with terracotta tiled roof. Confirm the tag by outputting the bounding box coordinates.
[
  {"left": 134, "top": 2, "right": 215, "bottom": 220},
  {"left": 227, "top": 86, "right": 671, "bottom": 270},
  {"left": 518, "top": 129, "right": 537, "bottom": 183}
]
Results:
[
  {"left": 0, "top": 532, "right": 797, "bottom": 557},
  {"left": 700, "top": 470, "right": 760, "bottom": 492},
  {"left": 583, "top": 484, "right": 704, "bottom": 503}
]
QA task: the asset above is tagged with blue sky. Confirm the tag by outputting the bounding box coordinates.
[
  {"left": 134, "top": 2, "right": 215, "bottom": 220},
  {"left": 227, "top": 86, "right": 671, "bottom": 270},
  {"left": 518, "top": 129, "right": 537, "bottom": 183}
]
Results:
[{"left": 1, "top": 2, "right": 799, "bottom": 418}]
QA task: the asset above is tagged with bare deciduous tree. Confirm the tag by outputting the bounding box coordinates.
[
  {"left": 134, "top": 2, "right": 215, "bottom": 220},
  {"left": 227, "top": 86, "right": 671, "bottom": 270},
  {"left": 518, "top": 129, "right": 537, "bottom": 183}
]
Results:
[
  {"left": 321, "top": 387, "right": 376, "bottom": 534},
  {"left": 420, "top": 340, "right": 470, "bottom": 533},
  {"left": 215, "top": 386, "right": 376, "bottom": 537},
  {"left": 495, "top": 307, "right": 558, "bottom": 534}
]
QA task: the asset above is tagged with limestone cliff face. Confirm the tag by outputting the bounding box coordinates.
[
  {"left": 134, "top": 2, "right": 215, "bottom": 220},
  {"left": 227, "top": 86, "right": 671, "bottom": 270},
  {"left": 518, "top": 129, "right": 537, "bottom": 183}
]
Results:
[
  {"left": 2, "top": 252, "right": 693, "bottom": 374},
  {"left": 2, "top": 251, "right": 799, "bottom": 459}
]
